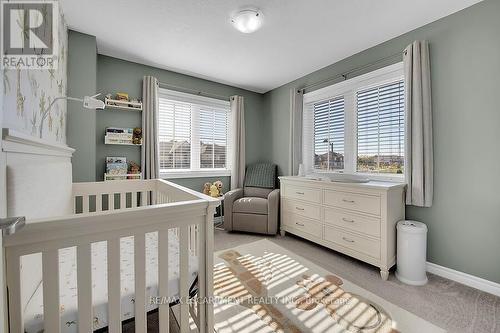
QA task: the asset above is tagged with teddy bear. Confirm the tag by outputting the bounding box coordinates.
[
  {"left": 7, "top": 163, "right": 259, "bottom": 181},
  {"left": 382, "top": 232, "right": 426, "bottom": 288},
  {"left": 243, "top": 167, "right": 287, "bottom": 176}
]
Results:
[
  {"left": 202, "top": 182, "right": 211, "bottom": 196},
  {"left": 209, "top": 183, "right": 219, "bottom": 197},
  {"left": 132, "top": 127, "right": 142, "bottom": 145},
  {"left": 213, "top": 180, "right": 223, "bottom": 195}
]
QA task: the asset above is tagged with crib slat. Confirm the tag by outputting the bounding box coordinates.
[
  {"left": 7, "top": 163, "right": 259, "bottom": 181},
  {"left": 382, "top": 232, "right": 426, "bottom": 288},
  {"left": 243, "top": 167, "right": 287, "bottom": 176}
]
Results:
[
  {"left": 109, "top": 193, "right": 115, "bottom": 211},
  {"left": 134, "top": 233, "right": 147, "bottom": 333},
  {"left": 6, "top": 252, "right": 23, "bottom": 333},
  {"left": 132, "top": 192, "right": 138, "bottom": 207},
  {"left": 82, "top": 195, "right": 89, "bottom": 213},
  {"left": 43, "top": 249, "right": 60, "bottom": 333},
  {"left": 197, "top": 222, "right": 206, "bottom": 333},
  {"left": 206, "top": 207, "right": 216, "bottom": 332},
  {"left": 141, "top": 191, "right": 148, "bottom": 206},
  {"left": 77, "top": 244, "right": 93, "bottom": 333},
  {"left": 120, "top": 193, "right": 126, "bottom": 209},
  {"left": 158, "top": 229, "right": 170, "bottom": 333},
  {"left": 107, "top": 238, "right": 122, "bottom": 333},
  {"left": 96, "top": 193, "right": 102, "bottom": 212},
  {"left": 179, "top": 225, "right": 190, "bottom": 332}
]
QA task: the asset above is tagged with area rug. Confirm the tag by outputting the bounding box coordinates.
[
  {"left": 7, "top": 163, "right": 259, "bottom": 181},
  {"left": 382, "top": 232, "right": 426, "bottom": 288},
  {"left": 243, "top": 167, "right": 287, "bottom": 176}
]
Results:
[{"left": 213, "top": 239, "right": 444, "bottom": 333}]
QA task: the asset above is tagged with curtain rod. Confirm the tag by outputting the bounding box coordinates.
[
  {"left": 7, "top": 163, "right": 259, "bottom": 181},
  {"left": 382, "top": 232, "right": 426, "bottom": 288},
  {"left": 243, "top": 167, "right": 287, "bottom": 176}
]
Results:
[
  {"left": 298, "top": 51, "right": 403, "bottom": 93},
  {"left": 158, "top": 82, "right": 230, "bottom": 101}
]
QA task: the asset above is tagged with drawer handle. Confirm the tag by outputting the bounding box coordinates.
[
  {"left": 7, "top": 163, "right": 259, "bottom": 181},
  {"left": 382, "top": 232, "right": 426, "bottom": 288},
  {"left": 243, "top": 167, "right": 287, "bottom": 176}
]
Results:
[
  {"left": 295, "top": 222, "right": 305, "bottom": 227},
  {"left": 342, "top": 237, "right": 355, "bottom": 243},
  {"left": 295, "top": 191, "right": 305, "bottom": 195},
  {"left": 342, "top": 198, "right": 355, "bottom": 203},
  {"left": 342, "top": 218, "right": 355, "bottom": 223},
  {"left": 295, "top": 207, "right": 305, "bottom": 211}
]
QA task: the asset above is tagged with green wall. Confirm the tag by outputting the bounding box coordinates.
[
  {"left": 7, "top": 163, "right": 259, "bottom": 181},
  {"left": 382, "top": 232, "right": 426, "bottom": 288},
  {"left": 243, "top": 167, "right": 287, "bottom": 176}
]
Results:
[
  {"left": 264, "top": 0, "right": 500, "bottom": 283},
  {"left": 67, "top": 31, "right": 97, "bottom": 182},
  {"left": 96, "top": 55, "right": 268, "bottom": 188}
]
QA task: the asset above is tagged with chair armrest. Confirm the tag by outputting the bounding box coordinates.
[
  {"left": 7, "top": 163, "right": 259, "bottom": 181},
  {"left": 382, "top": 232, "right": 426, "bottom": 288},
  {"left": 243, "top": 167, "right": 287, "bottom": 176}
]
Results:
[
  {"left": 223, "top": 188, "right": 243, "bottom": 231},
  {"left": 267, "top": 189, "right": 280, "bottom": 234}
]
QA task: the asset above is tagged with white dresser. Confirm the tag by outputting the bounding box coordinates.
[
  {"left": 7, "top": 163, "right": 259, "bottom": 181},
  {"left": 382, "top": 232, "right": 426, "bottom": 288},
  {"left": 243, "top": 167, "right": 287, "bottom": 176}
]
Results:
[{"left": 279, "top": 176, "right": 406, "bottom": 280}]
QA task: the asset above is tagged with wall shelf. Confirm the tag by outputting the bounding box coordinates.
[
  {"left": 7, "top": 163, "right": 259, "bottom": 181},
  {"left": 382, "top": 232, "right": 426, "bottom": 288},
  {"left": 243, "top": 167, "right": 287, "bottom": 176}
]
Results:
[
  {"left": 104, "top": 136, "right": 142, "bottom": 146},
  {"left": 105, "top": 97, "right": 143, "bottom": 111},
  {"left": 104, "top": 173, "right": 142, "bottom": 181}
]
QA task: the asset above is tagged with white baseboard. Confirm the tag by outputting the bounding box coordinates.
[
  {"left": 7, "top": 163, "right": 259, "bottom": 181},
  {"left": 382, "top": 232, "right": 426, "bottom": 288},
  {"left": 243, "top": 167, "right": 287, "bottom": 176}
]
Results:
[{"left": 426, "top": 262, "right": 500, "bottom": 297}]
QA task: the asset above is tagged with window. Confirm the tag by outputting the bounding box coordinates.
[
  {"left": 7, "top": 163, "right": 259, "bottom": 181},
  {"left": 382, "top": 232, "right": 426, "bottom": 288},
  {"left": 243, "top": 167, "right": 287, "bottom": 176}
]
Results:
[
  {"left": 313, "top": 97, "right": 345, "bottom": 171},
  {"left": 158, "top": 89, "right": 231, "bottom": 177},
  {"left": 357, "top": 81, "right": 405, "bottom": 174},
  {"left": 303, "top": 63, "right": 405, "bottom": 180}
]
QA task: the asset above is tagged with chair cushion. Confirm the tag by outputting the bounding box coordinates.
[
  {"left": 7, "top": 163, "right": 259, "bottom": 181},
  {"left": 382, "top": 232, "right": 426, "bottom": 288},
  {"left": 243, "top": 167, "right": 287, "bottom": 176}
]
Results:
[
  {"left": 244, "top": 187, "right": 272, "bottom": 199},
  {"left": 233, "top": 197, "right": 268, "bottom": 215}
]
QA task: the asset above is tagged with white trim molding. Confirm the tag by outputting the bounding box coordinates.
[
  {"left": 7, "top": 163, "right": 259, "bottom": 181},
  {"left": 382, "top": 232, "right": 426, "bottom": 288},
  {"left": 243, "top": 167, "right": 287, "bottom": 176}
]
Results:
[
  {"left": 160, "top": 169, "right": 231, "bottom": 179},
  {"left": 427, "top": 262, "right": 500, "bottom": 297},
  {"left": 2, "top": 128, "right": 75, "bottom": 157}
]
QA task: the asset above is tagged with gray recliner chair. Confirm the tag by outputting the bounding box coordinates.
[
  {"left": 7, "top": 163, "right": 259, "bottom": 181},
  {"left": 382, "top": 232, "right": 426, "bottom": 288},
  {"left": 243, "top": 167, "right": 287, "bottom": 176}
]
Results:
[{"left": 224, "top": 163, "right": 279, "bottom": 235}]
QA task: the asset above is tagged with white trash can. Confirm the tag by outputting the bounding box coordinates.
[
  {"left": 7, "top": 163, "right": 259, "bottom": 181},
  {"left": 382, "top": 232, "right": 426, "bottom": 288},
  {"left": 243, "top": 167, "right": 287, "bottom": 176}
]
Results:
[{"left": 395, "top": 220, "right": 428, "bottom": 285}]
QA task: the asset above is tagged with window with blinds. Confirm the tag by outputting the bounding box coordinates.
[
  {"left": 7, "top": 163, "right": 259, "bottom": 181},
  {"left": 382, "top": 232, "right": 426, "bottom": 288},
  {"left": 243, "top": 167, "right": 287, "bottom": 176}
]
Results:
[
  {"left": 357, "top": 80, "right": 405, "bottom": 174},
  {"left": 313, "top": 97, "right": 345, "bottom": 171},
  {"left": 302, "top": 62, "right": 405, "bottom": 180},
  {"left": 158, "top": 90, "right": 231, "bottom": 175},
  {"left": 199, "top": 108, "right": 229, "bottom": 169},
  {"left": 158, "top": 99, "right": 192, "bottom": 170}
]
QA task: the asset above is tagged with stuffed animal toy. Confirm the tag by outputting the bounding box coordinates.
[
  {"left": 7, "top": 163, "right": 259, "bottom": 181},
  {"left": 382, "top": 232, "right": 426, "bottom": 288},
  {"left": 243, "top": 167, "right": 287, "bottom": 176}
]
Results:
[
  {"left": 132, "top": 127, "right": 142, "bottom": 145},
  {"left": 209, "top": 183, "right": 219, "bottom": 197},
  {"left": 214, "top": 180, "right": 223, "bottom": 195},
  {"left": 202, "top": 183, "right": 211, "bottom": 196},
  {"left": 129, "top": 161, "right": 140, "bottom": 174}
]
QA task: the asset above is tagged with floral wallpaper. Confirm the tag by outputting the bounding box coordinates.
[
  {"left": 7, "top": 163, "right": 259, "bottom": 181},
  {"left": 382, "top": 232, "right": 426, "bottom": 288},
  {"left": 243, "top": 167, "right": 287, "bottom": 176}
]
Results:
[{"left": 2, "top": 7, "right": 68, "bottom": 144}]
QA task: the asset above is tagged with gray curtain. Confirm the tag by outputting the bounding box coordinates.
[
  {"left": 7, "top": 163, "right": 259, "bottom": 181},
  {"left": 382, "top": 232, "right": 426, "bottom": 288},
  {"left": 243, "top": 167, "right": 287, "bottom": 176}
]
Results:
[
  {"left": 230, "top": 95, "right": 245, "bottom": 190},
  {"left": 141, "top": 76, "right": 160, "bottom": 179},
  {"left": 403, "top": 41, "right": 433, "bottom": 207},
  {"left": 289, "top": 88, "right": 304, "bottom": 176}
]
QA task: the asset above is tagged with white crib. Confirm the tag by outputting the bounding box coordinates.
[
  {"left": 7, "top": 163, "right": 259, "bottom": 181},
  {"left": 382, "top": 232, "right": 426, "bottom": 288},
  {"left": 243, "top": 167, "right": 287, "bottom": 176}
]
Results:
[{"left": 3, "top": 178, "right": 219, "bottom": 333}]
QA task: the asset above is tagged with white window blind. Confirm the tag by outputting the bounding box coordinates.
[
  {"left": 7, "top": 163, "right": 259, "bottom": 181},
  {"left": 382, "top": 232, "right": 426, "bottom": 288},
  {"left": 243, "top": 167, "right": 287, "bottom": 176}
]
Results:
[
  {"left": 158, "top": 89, "right": 231, "bottom": 176},
  {"left": 158, "top": 99, "right": 191, "bottom": 170},
  {"left": 313, "top": 97, "right": 345, "bottom": 171},
  {"left": 357, "top": 80, "right": 405, "bottom": 174},
  {"left": 199, "top": 107, "right": 228, "bottom": 169}
]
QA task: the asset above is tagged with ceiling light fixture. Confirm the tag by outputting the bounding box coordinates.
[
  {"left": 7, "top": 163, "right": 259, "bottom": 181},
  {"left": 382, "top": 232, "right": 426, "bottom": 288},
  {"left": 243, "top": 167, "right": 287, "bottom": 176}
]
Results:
[{"left": 231, "top": 9, "right": 263, "bottom": 34}]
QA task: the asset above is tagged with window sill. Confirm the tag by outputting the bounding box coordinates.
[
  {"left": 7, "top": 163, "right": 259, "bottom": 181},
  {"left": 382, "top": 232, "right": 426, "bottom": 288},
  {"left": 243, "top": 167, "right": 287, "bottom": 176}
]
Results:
[{"left": 160, "top": 169, "right": 231, "bottom": 179}]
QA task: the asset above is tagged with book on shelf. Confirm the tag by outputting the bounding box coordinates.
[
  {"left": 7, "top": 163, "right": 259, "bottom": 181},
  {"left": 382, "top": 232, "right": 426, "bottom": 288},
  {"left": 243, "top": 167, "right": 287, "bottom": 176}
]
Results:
[
  {"left": 106, "top": 127, "right": 133, "bottom": 134},
  {"left": 106, "top": 156, "right": 127, "bottom": 175}
]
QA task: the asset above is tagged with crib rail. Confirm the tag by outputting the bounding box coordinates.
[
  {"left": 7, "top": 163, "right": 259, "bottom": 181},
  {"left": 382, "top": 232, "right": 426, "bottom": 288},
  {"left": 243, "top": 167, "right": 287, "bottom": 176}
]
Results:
[{"left": 3, "top": 179, "right": 218, "bottom": 333}]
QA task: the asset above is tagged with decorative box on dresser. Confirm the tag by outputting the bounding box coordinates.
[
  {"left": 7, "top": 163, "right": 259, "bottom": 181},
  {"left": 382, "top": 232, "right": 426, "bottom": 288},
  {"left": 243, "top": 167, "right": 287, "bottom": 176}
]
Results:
[{"left": 279, "top": 176, "right": 406, "bottom": 280}]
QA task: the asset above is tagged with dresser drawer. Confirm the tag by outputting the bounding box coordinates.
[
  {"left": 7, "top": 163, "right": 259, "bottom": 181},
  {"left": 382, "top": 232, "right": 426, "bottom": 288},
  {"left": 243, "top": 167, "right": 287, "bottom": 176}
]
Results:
[
  {"left": 324, "top": 208, "right": 380, "bottom": 237},
  {"left": 324, "top": 190, "right": 381, "bottom": 216},
  {"left": 324, "top": 226, "right": 380, "bottom": 259},
  {"left": 283, "top": 199, "right": 321, "bottom": 220},
  {"left": 283, "top": 212, "right": 322, "bottom": 238},
  {"left": 284, "top": 185, "right": 321, "bottom": 203}
]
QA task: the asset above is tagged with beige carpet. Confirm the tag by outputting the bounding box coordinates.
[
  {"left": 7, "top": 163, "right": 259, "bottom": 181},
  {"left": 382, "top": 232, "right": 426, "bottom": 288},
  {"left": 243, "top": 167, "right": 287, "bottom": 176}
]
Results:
[
  {"left": 213, "top": 239, "right": 443, "bottom": 333},
  {"left": 215, "top": 230, "right": 500, "bottom": 333}
]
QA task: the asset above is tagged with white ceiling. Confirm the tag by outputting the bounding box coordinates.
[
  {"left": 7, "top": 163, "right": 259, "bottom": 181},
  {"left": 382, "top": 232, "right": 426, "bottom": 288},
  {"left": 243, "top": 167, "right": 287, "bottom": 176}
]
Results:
[{"left": 60, "top": 0, "right": 482, "bottom": 93}]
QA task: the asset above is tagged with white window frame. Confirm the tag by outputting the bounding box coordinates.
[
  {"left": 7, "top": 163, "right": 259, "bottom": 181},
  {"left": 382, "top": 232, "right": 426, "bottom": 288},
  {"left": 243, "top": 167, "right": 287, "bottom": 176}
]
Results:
[
  {"left": 158, "top": 88, "right": 232, "bottom": 179},
  {"left": 303, "top": 62, "right": 405, "bottom": 182}
]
